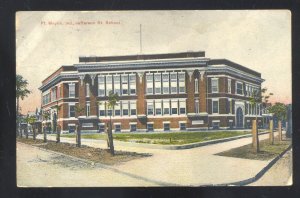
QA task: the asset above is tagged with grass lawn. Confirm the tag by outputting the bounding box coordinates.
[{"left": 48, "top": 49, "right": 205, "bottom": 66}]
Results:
[
  {"left": 59, "top": 131, "right": 252, "bottom": 145},
  {"left": 216, "top": 136, "right": 291, "bottom": 160}
]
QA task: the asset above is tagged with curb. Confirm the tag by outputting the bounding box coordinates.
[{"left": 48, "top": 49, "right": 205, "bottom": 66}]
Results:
[{"left": 212, "top": 144, "right": 292, "bottom": 186}]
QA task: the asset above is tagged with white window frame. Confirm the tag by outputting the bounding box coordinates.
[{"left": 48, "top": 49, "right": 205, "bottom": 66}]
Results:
[
  {"left": 195, "top": 99, "right": 199, "bottom": 114},
  {"left": 171, "top": 100, "right": 178, "bottom": 115},
  {"left": 155, "top": 100, "right": 162, "bottom": 115},
  {"left": 179, "top": 100, "right": 186, "bottom": 115},
  {"left": 130, "top": 101, "right": 136, "bottom": 116},
  {"left": 114, "top": 102, "right": 121, "bottom": 116},
  {"left": 170, "top": 72, "right": 178, "bottom": 94},
  {"left": 69, "top": 104, "right": 75, "bottom": 118},
  {"left": 86, "top": 83, "right": 90, "bottom": 97},
  {"left": 121, "top": 74, "right": 129, "bottom": 95},
  {"left": 106, "top": 75, "right": 113, "bottom": 96},
  {"left": 178, "top": 72, "right": 186, "bottom": 93},
  {"left": 147, "top": 101, "right": 154, "bottom": 115},
  {"left": 236, "top": 81, "right": 244, "bottom": 95},
  {"left": 129, "top": 74, "right": 136, "bottom": 95},
  {"left": 146, "top": 73, "right": 153, "bottom": 94},
  {"left": 162, "top": 73, "right": 169, "bottom": 94},
  {"left": 99, "top": 102, "right": 106, "bottom": 117},
  {"left": 122, "top": 101, "right": 129, "bottom": 116},
  {"left": 69, "top": 83, "right": 75, "bottom": 98},
  {"left": 163, "top": 100, "right": 170, "bottom": 115},
  {"left": 154, "top": 73, "right": 162, "bottom": 94},
  {"left": 113, "top": 75, "right": 121, "bottom": 95},
  {"left": 98, "top": 76, "right": 105, "bottom": 97},
  {"left": 228, "top": 79, "right": 231, "bottom": 94},
  {"left": 195, "top": 78, "right": 199, "bottom": 94},
  {"left": 211, "top": 78, "right": 219, "bottom": 93},
  {"left": 86, "top": 102, "right": 90, "bottom": 117}
]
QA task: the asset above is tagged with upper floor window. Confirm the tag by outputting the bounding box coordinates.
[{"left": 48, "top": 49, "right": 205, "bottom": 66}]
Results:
[
  {"left": 163, "top": 100, "right": 170, "bottom": 115},
  {"left": 236, "top": 82, "right": 243, "bottom": 95},
  {"left": 195, "top": 78, "right": 199, "bottom": 93},
  {"left": 99, "top": 102, "right": 105, "bottom": 117},
  {"left": 114, "top": 75, "right": 121, "bottom": 95},
  {"left": 98, "top": 76, "right": 105, "bottom": 96},
  {"left": 114, "top": 102, "right": 121, "bottom": 116},
  {"left": 129, "top": 74, "right": 136, "bottom": 95},
  {"left": 211, "top": 78, "right": 219, "bottom": 93},
  {"left": 69, "top": 83, "right": 75, "bottom": 98},
  {"left": 106, "top": 76, "right": 113, "bottom": 96},
  {"left": 178, "top": 72, "right": 185, "bottom": 93},
  {"left": 146, "top": 73, "right": 153, "bottom": 94},
  {"left": 179, "top": 100, "right": 186, "bottom": 114},
  {"left": 154, "top": 73, "right": 162, "bottom": 94},
  {"left": 155, "top": 100, "right": 162, "bottom": 115},
  {"left": 228, "top": 79, "right": 232, "bottom": 93},
  {"left": 162, "top": 73, "right": 169, "bottom": 94},
  {"left": 86, "top": 83, "right": 90, "bottom": 97},
  {"left": 171, "top": 100, "right": 178, "bottom": 115},
  {"left": 212, "top": 99, "right": 219, "bottom": 114},
  {"left": 130, "top": 101, "right": 136, "bottom": 116},
  {"left": 51, "top": 87, "right": 57, "bottom": 101},
  {"left": 170, "top": 73, "right": 178, "bottom": 94},
  {"left": 147, "top": 101, "right": 154, "bottom": 115},
  {"left": 122, "top": 101, "right": 129, "bottom": 116},
  {"left": 122, "top": 75, "right": 129, "bottom": 95}
]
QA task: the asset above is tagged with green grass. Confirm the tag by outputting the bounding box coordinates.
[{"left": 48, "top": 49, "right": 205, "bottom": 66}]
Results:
[
  {"left": 59, "top": 131, "right": 251, "bottom": 145},
  {"left": 216, "top": 137, "right": 291, "bottom": 160}
]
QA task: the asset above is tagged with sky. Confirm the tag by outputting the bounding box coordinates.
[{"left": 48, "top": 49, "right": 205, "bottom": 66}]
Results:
[{"left": 16, "top": 10, "right": 291, "bottom": 114}]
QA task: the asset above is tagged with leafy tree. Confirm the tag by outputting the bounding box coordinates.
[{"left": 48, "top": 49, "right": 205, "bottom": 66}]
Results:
[
  {"left": 106, "top": 91, "right": 119, "bottom": 156},
  {"left": 16, "top": 75, "right": 31, "bottom": 137},
  {"left": 268, "top": 102, "right": 287, "bottom": 141},
  {"left": 43, "top": 110, "right": 51, "bottom": 142},
  {"left": 75, "top": 104, "right": 85, "bottom": 147}
]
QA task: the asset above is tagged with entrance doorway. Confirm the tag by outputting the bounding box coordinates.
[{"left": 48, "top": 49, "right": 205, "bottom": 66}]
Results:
[{"left": 236, "top": 107, "right": 244, "bottom": 128}]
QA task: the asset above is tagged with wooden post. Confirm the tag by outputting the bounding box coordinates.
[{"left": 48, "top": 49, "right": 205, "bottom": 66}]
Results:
[
  {"left": 33, "top": 125, "right": 36, "bottom": 140},
  {"left": 56, "top": 124, "right": 61, "bottom": 143},
  {"left": 43, "top": 125, "right": 47, "bottom": 143},
  {"left": 269, "top": 120, "right": 274, "bottom": 144},
  {"left": 278, "top": 121, "right": 282, "bottom": 141},
  {"left": 76, "top": 124, "right": 81, "bottom": 147},
  {"left": 252, "top": 120, "right": 259, "bottom": 153}
]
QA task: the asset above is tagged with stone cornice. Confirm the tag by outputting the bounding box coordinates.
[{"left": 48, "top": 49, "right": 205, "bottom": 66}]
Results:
[{"left": 39, "top": 73, "right": 78, "bottom": 92}]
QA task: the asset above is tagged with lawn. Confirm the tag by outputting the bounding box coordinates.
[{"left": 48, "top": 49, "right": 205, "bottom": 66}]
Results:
[
  {"left": 216, "top": 136, "right": 291, "bottom": 160},
  {"left": 59, "top": 131, "right": 252, "bottom": 145}
]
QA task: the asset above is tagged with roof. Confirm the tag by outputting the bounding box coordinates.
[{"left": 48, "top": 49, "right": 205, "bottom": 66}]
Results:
[
  {"left": 208, "top": 59, "right": 261, "bottom": 77},
  {"left": 79, "top": 51, "right": 205, "bottom": 63}
]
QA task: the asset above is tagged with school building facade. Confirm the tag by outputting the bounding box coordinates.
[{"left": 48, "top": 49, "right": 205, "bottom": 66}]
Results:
[{"left": 39, "top": 51, "right": 264, "bottom": 133}]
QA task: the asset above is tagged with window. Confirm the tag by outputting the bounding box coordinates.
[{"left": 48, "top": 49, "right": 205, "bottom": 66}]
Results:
[
  {"left": 99, "top": 102, "right": 105, "bottom": 117},
  {"left": 178, "top": 72, "right": 185, "bottom": 93},
  {"left": 146, "top": 73, "right": 153, "bottom": 94},
  {"left": 155, "top": 100, "right": 162, "bottom": 115},
  {"left": 180, "top": 123, "right": 186, "bottom": 130},
  {"left": 154, "top": 73, "right": 162, "bottom": 94},
  {"left": 130, "top": 124, "right": 137, "bottom": 132},
  {"left": 107, "top": 106, "right": 113, "bottom": 116},
  {"left": 170, "top": 73, "right": 178, "bottom": 94},
  {"left": 163, "top": 100, "right": 170, "bottom": 115},
  {"left": 130, "top": 101, "right": 136, "bottom": 116},
  {"left": 163, "top": 123, "right": 170, "bottom": 131},
  {"left": 211, "top": 78, "right": 219, "bottom": 93},
  {"left": 51, "top": 87, "right": 57, "bottom": 101},
  {"left": 179, "top": 100, "right": 186, "bottom": 114},
  {"left": 147, "top": 101, "right": 154, "bottom": 115},
  {"left": 114, "top": 102, "right": 121, "bottom": 116},
  {"left": 114, "top": 75, "right": 121, "bottom": 95},
  {"left": 121, "top": 74, "right": 128, "bottom": 95},
  {"left": 212, "top": 99, "right": 219, "bottom": 114},
  {"left": 129, "top": 74, "right": 136, "bottom": 95},
  {"left": 98, "top": 76, "right": 105, "bottom": 96},
  {"left": 229, "top": 99, "right": 232, "bottom": 114},
  {"left": 115, "top": 124, "right": 121, "bottom": 132},
  {"left": 122, "top": 101, "right": 129, "bottom": 116},
  {"left": 98, "top": 124, "right": 105, "bottom": 133},
  {"left": 212, "top": 122, "right": 220, "bottom": 129},
  {"left": 86, "top": 103, "right": 90, "bottom": 116},
  {"left": 195, "top": 99, "right": 199, "bottom": 113},
  {"left": 86, "top": 83, "right": 90, "bottom": 97},
  {"left": 69, "top": 105, "right": 75, "bottom": 118},
  {"left": 106, "top": 75, "right": 113, "bottom": 96},
  {"left": 57, "top": 86, "right": 60, "bottom": 99},
  {"left": 195, "top": 78, "right": 199, "bottom": 93},
  {"left": 162, "top": 73, "right": 169, "bottom": 94},
  {"left": 236, "top": 82, "right": 243, "bottom": 95},
  {"left": 69, "top": 83, "right": 75, "bottom": 98},
  {"left": 228, "top": 79, "right": 231, "bottom": 93},
  {"left": 147, "top": 123, "right": 153, "bottom": 132},
  {"left": 171, "top": 100, "right": 178, "bottom": 115}
]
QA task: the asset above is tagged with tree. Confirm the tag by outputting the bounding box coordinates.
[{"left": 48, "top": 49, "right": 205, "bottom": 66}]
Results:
[
  {"left": 16, "top": 75, "right": 31, "bottom": 137},
  {"left": 75, "top": 104, "right": 85, "bottom": 147},
  {"left": 268, "top": 102, "right": 287, "bottom": 141},
  {"left": 43, "top": 110, "right": 51, "bottom": 143},
  {"left": 106, "top": 91, "right": 119, "bottom": 156},
  {"left": 249, "top": 87, "right": 273, "bottom": 152},
  {"left": 28, "top": 115, "right": 37, "bottom": 140},
  {"left": 51, "top": 104, "right": 61, "bottom": 143}
]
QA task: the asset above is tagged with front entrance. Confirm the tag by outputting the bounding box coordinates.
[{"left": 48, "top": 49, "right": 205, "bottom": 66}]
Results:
[{"left": 236, "top": 107, "right": 244, "bottom": 128}]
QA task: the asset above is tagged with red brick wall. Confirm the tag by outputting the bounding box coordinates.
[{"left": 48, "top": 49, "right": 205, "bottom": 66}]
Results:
[{"left": 199, "top": 73, "right": 207, "bottom": 112}]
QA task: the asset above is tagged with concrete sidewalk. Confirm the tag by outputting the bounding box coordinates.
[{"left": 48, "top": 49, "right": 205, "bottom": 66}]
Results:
[{"left": 31, "top": 132, "right": 286, "bottom": 186}]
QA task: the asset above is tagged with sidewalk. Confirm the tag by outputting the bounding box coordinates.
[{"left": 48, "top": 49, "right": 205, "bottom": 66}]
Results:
[{"left": 31, "top": 132, "right": 286, "bottom": 186}]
